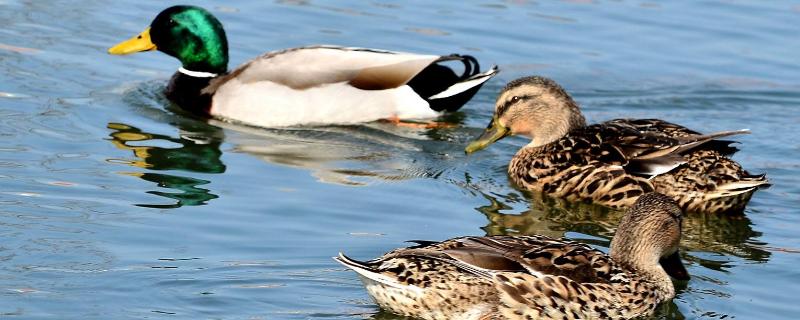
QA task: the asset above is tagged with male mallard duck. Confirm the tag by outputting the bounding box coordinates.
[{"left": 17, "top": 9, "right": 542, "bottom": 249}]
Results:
[
  {"left": 108, "top": 5, "right": 498, "bottom": 127},
  {"left": 465, "top": 76, "right": 768, "bottom": 214},
  {"left": 336, "top": 193, "right": 689, "bottom": 320}
]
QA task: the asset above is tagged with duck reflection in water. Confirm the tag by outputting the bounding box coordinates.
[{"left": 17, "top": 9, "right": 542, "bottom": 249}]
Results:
[
  {"left": 477, "top": 191, "right": 770, "bottom": 268},
  {"left": 208, "top": 111, "right": 467, "bottom": 186},
  {"left": 105, "top": 112, "right": 468, "bottom": 206},
  {"left": 106, "top": 122, "right": 224, "bottom": 208},
  {"left": 119, "top": 80, "right": 472, "bottom": 187}
]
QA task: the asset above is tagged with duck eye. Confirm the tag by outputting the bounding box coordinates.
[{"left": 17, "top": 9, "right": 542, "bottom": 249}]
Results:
[{"left": 511, "top": 96, "right": 520, "bottom": 102}]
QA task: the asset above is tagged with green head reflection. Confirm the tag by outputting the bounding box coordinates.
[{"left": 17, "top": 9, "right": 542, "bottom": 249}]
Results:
[{"left": 107, "top": 122, "right": 225, "bottom": 208}]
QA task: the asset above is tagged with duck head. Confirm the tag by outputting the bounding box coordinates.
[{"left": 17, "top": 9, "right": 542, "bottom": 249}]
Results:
[
  {"left": 108, "top": 5, "right": 229, "bottom": 74},
  {"left": 465, "top": 76, "right": 586, "bottom": 153},
  {"left": 610, "top": 193, "right": 689, "bottom": 297}
]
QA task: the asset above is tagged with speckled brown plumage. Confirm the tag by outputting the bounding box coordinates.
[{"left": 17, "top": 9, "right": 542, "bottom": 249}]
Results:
[
  {"left": 467, "top": 76, "right": 768, "bottom": 214},
  {"left": 337, "top": 193, "right": 688, "bottom": 320}
]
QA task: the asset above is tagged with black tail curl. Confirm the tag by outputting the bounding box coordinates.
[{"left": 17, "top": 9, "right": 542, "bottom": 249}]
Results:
[{"left": 407, "top": 54, "right": 494, "bottom": 112}]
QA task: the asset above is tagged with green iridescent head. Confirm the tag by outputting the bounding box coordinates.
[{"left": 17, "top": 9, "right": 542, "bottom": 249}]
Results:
[{"left": 109, "top": 5, "right": 229, "bottom": 74}]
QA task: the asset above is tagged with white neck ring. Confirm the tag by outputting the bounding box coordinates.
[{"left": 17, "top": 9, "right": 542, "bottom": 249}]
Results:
[{"left": 178, "top": 67, "right": 218, "bottom": 78}]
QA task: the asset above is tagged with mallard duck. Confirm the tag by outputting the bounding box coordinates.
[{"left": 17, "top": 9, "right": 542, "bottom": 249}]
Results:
[
  {"left": 465, "top": 76, "right": 768, "bottom": 214},
  {"left": 108, "top": 5, "right": 498, "bottom": 127},
  {"left": 336, "top": 193, "right": 689, "bottom": 320}
]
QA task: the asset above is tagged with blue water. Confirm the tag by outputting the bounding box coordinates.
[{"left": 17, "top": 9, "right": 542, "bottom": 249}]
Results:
[{"left": 1, "top": 0, "right": 799, "bottom": 319}]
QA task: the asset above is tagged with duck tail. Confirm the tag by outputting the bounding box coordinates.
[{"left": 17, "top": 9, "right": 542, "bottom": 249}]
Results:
[
  {"left": 419, "top": 53, "right": 498, "bottom": 112},
  {"left": 425, "top": 65, "right": 498, "bottom": 112},
  {"left": 334, "top": 253, "right": 409, "bottom": 290},
  {"left": 404, "top": 54, "right": 499, "bottom": 112},
  {"left": 708, "top": 173, "right": 770, "bottom": 199},
  {"left": 428, "top": 65, "right": 499, "bottom": 100},
  {"left": 720, "top": 173, "right": 770, "bottom": 191},
  {"left": 334, "top": 252, "right": 372, "bottom": 271}
]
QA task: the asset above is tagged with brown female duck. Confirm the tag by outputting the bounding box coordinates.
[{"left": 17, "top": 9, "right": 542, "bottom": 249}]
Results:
[
  {"left": 465, "top": 76, "right": 768, "bottom": 214},
  {"left": 336, "top": 193, "right": 689, "bottom": 319}
]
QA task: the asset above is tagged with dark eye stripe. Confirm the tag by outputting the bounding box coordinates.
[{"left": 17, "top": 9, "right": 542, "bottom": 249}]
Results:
[{"left": 497, "top": 94, "right": 534, "bottom": 116}]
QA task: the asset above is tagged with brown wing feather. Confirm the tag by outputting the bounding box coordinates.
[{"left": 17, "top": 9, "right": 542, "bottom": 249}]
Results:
[
  {"left": 510, "top": 125, "right": 657, "bottom": 208},
  {"left": 339, "top": 236, "right": 661, "bottom": 319},
  {"left": 347, "top": 58, "right": 439, "bottom": 90},
  {"left": 606, "top": 118, "right": 743, "bottom": 155},
  {"left": 494, "top": 271, "right": 661, "bottom": 319},
  {"left": 384, "top": 236, "right": 620, "bottom": 285},
  {"left": 509, "top": 118, "right": 764, "bottom": 213},
  {"left": 606, "top": 118, "right": 700, "bottom": 137}
]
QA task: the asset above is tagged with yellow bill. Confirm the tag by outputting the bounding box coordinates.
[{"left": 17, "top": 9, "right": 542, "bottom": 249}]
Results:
[
  {"left": 108, "top": 27, "right": 157, "bottom": 55},
  {"left": 465, "top": 117, "right": 510, "bottom": 154}
]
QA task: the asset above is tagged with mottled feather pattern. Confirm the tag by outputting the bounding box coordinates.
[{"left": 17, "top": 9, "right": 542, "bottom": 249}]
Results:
[
  {"left": 346, "top": 253, "right": 498, "bottom": 320},
  {"left": 338, "top": 235, "right": 669, "bottom": 319},
  {"left": 606, "top": 118, "right": 700, "bottom": 137},
  {"left": 494, "top": 272, "right": 664, "bottom": 319},
  {"left": 650, "top": 149, "right": 762, "bottom": 213},
  {"left": 509, "top": 122, "right": 659, "bottom": 209},
  {"left": 508, "top": 118, "right": 766, "bottom": 213}
]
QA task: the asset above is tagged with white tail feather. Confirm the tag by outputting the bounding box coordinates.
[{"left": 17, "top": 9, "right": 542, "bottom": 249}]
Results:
[
  {"left": 334, "top": 253, "right": 422, "bottom": 293},
  {"left": 707, "top": 187, "right": 757, "bottom": 198},
  {"left": 716, "top": 180, "right": 769, "bottom": 191},
  {"left": 706, "top": 179, "right": 767, "bottom": 199},
  {"left": 428, "top": 66, "right": 499, "bottom": 99}
]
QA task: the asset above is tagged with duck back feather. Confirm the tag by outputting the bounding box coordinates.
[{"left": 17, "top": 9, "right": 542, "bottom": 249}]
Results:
[{"left": 201, "top": 46, "right": 496, "bottom": 127}]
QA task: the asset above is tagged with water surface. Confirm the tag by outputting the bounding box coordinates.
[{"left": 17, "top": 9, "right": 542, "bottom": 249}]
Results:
[{"left": 1, "top": 0, "right": 799, "bottom": 319}]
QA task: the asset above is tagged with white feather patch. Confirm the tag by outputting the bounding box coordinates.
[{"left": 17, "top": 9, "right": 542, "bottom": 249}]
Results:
[
  {"left": 233, "top": 46, "right": 440, "bottom": 89},
  {"left": 716, "top": 180, "right": 768, "bottom": 190},
  {"left": 334, "top": 254, "right": 424, "bottom": 294},
  {"left": 178, "top": 67, "right": 218, "bottom": 78},
  {"left": 428, "top": 67, "right": 499, "bottom": 99},
  {"left": 211, "top": 80, "right": 435, "bottom": 127},
  {"left": 645, "top": 165, "right": 683, "bottom": 180},
  {"left": 707, "top": 187, "right": 756, "bottom": 198}
]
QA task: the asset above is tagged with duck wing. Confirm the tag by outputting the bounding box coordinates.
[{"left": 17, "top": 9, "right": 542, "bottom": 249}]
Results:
[
  {"left": 336, "top": 236, "right": 634, "bottom": 318},
  {"left": 205, "top": 45, "right": 494, "bottom": 96},
  {"left": 557, "top": 121, "right": 750, "bottom": 178},
  {"left": 375, "top": 236, "right": 617, "bottom": 284},
  {"left": 605, "top": 118, "right": 700, "bottom": 137},
  {"left": 605, "top": 118, "right": 742, "bottom": 156},
  {"left": 202, "top": 46, "right": 496, "bottom": 126},
  {"left": 205, "top": 46, "right": 437, "bottom": 91}
]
